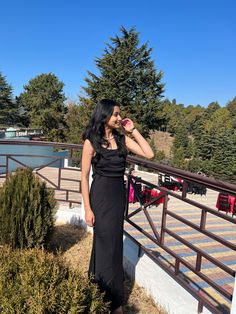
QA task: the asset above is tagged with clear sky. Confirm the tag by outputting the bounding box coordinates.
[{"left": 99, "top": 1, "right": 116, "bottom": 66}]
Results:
[{"left": 1, "top": 0, "right": 235, "bottom": 107}]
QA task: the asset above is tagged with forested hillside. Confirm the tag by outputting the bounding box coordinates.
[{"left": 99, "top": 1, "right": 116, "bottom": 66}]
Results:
[{"left": 152, "top": 98, "right": 236, "bottom": 183}]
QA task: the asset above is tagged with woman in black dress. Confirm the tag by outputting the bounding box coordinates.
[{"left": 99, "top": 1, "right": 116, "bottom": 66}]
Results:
[{"left": 81, "top": 99, "right": 154, "bottom": 313}]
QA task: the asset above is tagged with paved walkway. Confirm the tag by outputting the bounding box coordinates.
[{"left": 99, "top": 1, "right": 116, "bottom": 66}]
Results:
[{"left": 124, "top": 170, "right": 236, "bottom": 313}]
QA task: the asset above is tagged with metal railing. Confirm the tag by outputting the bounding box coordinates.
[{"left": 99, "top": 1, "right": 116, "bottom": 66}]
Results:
[
  {"left": 125, "top": 156, "right": 236, "bottom": 314},
  {"left": 0, "top": 140, "right": 82, "bottom": 206},
  {"left": 0, "top": 140, "right": 235, "bottom": 313}
]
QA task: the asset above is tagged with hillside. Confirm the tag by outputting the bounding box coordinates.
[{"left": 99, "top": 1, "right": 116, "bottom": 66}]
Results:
[{"left": 150, "top": 131, "right": 174, "bottom": 158}]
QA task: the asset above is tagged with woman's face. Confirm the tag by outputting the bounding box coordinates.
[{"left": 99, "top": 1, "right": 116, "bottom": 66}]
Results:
[{"left": 106, "top": 106, "right": 122, "bottom": 129}]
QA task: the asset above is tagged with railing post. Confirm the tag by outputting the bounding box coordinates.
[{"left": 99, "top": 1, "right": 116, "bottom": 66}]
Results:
[
  {"left": 182, "top": 180, "right": 188, "bottom": 198},
  {"left": 125, "top": 175, "right": 131, "bottom": 217},
  {"left": 197, "top": 301, "right": 203, "bottom": 313},
  {"left": 58, "top": 168, "right": 61, "bottom": 189},
  {"left": 200, "top": 209, "right": 207, "bottom": 230},
  {"left": 196, "top": 253, "right": 202, "bottom": 272},
  {"left": 6, "top": 156, "right": 9, "bottom": 178},
  {"left": 160, "top": 192, "right": 168, "bottom": 245}
]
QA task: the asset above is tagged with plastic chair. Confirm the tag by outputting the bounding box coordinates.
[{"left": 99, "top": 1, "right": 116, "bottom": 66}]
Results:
[
  {"left": 218, "top": 193, "right": 230, "bottom": 214},
  {"left": 232, "top": 201, "right": 236, "bottom": 217}
]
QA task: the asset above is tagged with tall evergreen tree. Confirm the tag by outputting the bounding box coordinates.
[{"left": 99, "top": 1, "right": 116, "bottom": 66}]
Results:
[
  {"left": 17, "top": 73, "right": 67, "bottom": 141},
  {"left": 82, "top": 26, "right": 164, "bottom": 136},
  {"left": 194, "top": 107, "right": 233, "bottom": 160},
  {"left": 206, "top": 131, "right": 236, "bottom": 183},
  {"left": 65, "top": 98, "right": 93, "bottom": 144},
  {"left": 0, "top": 72, "right": 20, "bottom": 126}
]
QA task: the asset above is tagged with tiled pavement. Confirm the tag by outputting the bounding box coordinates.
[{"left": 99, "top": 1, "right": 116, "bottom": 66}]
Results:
[{"left": 124, "top": 171, "right": 236, "bottom": 313}]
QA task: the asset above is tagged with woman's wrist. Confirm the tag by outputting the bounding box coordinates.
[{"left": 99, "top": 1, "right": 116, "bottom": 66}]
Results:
[{"left": 129, "top": 127, "right": 136, "bottom": 134}]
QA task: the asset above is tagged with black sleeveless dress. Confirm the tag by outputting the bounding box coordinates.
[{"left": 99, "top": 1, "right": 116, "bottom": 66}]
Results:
[{"left": 89, "top": 137, "right": 126, "bottom": 311}]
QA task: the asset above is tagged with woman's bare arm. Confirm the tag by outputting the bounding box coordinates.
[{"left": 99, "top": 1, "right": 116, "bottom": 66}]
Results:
[
  {"left": 121, "top": 118, "right": 154, "bottom": 159},
  {"left": 81, "top": 139, "right": 95, "bottom": 226},
  {"left": 125, "top": 129, "right": 154, "bottom": 159}
]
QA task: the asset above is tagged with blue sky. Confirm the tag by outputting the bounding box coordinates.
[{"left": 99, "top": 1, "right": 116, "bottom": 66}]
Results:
[{"left": 1, "top": 0, "right": 235, "bottom": 107}]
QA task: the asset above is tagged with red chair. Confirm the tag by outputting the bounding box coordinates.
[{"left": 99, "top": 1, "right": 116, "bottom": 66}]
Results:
[
  {"left": 232, "top": 200, "right": 236, "bottom": 217},
  {"left": 141, "top": 186, "right": 164, "bottom": 207},
  {"left": 217, "top": 193, "right": 230, "bottom": 214},
  {"left": 142, "top": 186, "right": 152, "bottom": 204}
]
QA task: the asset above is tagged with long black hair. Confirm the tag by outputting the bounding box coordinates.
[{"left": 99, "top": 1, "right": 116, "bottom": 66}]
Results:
[{"left": 82, "top": 99, "right": 127, "bottom": 156}]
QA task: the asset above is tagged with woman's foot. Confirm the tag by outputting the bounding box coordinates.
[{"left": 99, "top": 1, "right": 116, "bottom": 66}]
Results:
[{"left": 112, "top": 306, "right": 123, "bottom": 313}]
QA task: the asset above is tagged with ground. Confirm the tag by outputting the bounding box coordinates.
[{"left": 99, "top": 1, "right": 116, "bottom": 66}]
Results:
[{"left": 49, "top": 224, "right": 167, "bottom": 314}]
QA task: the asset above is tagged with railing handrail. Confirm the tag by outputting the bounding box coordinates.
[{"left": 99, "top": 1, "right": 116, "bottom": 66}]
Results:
[
  {"left": 0, "top": 139, "right": 83, "bottom": 150},
  {"left": 1, "top": 139, "right": 235, "bottom": 195},
  {"left": 127, "top": 155, "right": 236, "bottom": 196}
]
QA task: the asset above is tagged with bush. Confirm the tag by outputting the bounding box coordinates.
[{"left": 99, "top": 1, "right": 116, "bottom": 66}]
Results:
[
  {"left": 0, "top": 168, "right": 56, "bottom": 249},
  {"left": 0, "top": 246, "right": 109, "bottom": 313}
]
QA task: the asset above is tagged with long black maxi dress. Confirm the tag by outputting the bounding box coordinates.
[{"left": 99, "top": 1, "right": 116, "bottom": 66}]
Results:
[{"left": 89, "top": 137, "right": 127, "bottom": 311}]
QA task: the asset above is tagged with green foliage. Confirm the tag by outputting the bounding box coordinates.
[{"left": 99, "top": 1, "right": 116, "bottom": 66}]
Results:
[
  {"left": 194, "top": 108, "right": 233, "bottom": 160},
  {"left": 226, "top": 97, "right": 236, "bottom": 128},
  {"left": 155, "top": 150, "right": 166, "bottom": 163},
  {"left": 82, "top": 26, "right": 164, "bottom": 137},
  {"left": 65, "top": 98, "right": 94, "bottom": 144},
  {"left": 187, "top": 158, "right": 205, "bottom": 173},
  {"left": 0, "top": 71, "right": 21, "bottom": 126},
  {"left": 203, "top": 132, "right": 236, "bottom": 183},
  {"left": 0, "top": 168, "right": 56, "bottom": 249},
  {"left": 171, "top": 147, "right": 188, "bottom": 169},
  {"left": 171, "top": 126, "right": 193, "bottom": 160},
  {"left": 149, "top": 138, "right": 166, "bottom": 162},
  {"left": 153, "top": 96, "right": 236, "bottom": 183},
  {"left": 0, "top": 247, "right": 109, "bottom": 313},
  {"left": 17, "top": 73, "right": 67, "bottom": 141}
]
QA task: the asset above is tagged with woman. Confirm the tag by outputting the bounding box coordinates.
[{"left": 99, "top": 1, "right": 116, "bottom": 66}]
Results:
[{"left": 81, "top": 99, "right": 154, "bottom": 313}]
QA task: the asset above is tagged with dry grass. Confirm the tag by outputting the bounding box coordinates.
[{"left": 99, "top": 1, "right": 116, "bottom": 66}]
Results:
[{"left": 49, "top": 224, "right": 167, "bottom": 314}]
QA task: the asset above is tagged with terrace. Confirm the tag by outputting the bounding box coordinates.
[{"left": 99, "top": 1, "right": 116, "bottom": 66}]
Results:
[{"left": 0, "top": 139, "right": 235, "bottom": 314}]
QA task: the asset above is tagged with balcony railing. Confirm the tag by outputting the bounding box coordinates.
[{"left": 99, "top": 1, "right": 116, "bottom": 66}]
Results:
[{"left": 0, "top": 139, "right": 235, "bottom": 314}]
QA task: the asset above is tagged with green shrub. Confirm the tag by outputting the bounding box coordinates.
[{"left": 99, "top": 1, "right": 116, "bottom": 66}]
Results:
[
  {"left": 0, "top": 246, "right": 109, "bottom": 313},
  {"left": 0, "top": 168, "right": 56, "bottom": 249}
]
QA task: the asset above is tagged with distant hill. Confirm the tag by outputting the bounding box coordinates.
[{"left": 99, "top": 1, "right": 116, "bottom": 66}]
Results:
[{"left": 150, "top": 131, "right": 174, "bottom": 158}]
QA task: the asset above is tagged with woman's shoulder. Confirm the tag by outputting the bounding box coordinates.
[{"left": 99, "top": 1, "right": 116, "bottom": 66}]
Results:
[{"left": 83, "top": 139, "right": 95, "bottom": 152}]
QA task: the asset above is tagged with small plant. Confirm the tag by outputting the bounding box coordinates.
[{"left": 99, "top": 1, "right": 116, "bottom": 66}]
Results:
[
  {"left": 0, "top": 167, "right": 56, "bottom": 249},
  {"left": 0, "top": 247, "right": 109, "bottom": 313}
]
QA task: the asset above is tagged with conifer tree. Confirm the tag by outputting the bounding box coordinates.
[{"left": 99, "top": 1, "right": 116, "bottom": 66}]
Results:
[
  {"left": 17, "top": 73, "right": 67, "bottom": 141},
  {"left": 82, "top": 27, "right": 164, "bottom": 136},
  {"left": 0, "top": 72, "right": 20, "bottom": 126}
]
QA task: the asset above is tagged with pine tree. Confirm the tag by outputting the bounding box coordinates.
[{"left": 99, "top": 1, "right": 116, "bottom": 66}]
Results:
[
  {"left": 17, "top": 73, "right": 67, "bottom": 141},
  {"left": 0, "top": 72, "right": 20, "bottom": 126},
  {"left": 82, "top": 27, "right": 164, "bottom": 136},
  {"left": 208, "top": 131, "right": 236, "bottom": 183}
]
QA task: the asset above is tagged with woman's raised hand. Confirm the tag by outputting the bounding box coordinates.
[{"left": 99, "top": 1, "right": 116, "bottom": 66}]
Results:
[{"left": 121, "top": 118, "right": 135, "bottom": 133}]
